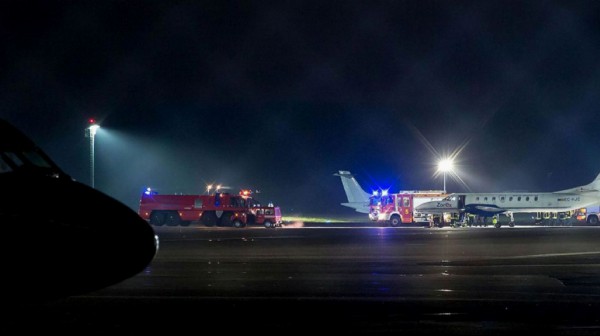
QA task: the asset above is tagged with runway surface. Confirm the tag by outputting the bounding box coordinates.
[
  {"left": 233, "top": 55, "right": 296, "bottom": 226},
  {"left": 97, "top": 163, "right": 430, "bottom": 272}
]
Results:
[{"left": 8, "top": 224, "right": 600, "bottom": 334}]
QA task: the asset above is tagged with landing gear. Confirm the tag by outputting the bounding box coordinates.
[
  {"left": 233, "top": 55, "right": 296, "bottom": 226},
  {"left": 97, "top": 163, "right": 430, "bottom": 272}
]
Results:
[{"left": 507, "top": 212, "right": 515, "bottom": 228}]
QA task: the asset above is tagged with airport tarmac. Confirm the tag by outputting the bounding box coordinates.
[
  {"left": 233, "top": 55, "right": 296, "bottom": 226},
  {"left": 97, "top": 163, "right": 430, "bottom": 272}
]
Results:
[{"left": 8, "top": 224, "right": 600, "bottom": 335}]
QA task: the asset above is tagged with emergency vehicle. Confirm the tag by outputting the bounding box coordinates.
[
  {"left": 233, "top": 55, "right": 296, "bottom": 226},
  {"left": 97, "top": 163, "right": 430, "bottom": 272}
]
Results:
[
  {"left": 369, "top": 190, "right": 448, "bottom": 226},
  {"left": 138, "top": 188, "right": 282, "bottom": 228},
  {"left": 574, "top": 205, "right": 600, "bottom": 225}
]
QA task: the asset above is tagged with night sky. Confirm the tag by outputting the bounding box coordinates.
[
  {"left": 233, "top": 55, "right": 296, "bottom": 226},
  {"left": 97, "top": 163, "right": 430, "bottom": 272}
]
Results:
[{"left": 2, "top": 1, "right": 600, "bottom": 217}]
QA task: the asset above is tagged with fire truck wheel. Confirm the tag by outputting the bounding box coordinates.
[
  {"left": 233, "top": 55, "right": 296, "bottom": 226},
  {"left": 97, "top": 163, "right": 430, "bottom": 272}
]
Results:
[
  {"left": 149, "top": 212, "right": 166, "bottom": 226},
  {"left": 233, "top": 220, "right": 245, "bottom": 228},
  {"left": 390, "top": 215, "right": 401, "bottom": 227},
  {"left": 201, "top": 211, "right": 217, "bottom": 227},
  {"left": 165, "top": 211, "right": 181, "bottom": 226},
  {"left": 264, "top": 220, "right": 273, "bottom": 228},
  {"left": 220, "top": 212, "right": 233, "bottom": 226}
]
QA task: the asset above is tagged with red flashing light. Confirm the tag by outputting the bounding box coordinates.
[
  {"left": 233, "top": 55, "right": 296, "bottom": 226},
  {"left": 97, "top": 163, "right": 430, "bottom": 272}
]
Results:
[{"left": 89, "top": 118, "right": 96, "bottom": 124}]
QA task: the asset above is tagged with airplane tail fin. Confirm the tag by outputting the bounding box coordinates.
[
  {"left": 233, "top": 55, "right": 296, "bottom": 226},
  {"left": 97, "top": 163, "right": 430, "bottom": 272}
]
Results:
[
  {"left": 558, "top": 172, "right": 600, "bottom": 193},
  {"left": 587, "top": 172, "right": 600, "bottom": 192},
  {"left": 334, "top": 170, "right": 371, "bottom": 204}
]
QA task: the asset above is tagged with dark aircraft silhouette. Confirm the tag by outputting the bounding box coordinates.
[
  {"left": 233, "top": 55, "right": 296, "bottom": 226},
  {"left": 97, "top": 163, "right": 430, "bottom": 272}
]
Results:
[{"left": 0, "top": 118, "right": 157, "bottom": 302}]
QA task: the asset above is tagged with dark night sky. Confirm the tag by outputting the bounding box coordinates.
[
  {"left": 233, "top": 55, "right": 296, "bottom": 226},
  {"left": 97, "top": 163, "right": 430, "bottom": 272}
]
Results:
[{"left": 2, "top": 0, "right": 600, "bottom": 217}]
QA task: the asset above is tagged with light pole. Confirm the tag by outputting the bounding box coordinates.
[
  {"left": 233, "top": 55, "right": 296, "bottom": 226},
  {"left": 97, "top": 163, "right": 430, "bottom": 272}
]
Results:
[
  {"left": 85, "top": 119, "right": 100, "bottom": 188},
  {"left": 438, "top": 158, "right": 453, "bottom": 193}
]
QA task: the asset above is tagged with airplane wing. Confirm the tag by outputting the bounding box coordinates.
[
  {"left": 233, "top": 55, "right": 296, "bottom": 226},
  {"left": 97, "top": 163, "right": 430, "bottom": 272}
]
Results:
[
  {"left": 341, "top": 202, "right": 370, "bottom": 214},
  {"left": 464, "top": 204, "right": 506, "bottom": 216}
]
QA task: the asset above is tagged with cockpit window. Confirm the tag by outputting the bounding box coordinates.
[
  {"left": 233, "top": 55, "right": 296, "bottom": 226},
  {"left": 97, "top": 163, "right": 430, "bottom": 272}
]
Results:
[
  {"left": 22, "top": 151, "right": 53, "bottom": 168},
  {"left": 4, "top": 152, "right": 24, "bottom": 167},
  {"left": 0, "top": 156, "right": 12, "bottom": 173},
  {"left": 0, "top": 150, "right": 62, "bottom": 177}
]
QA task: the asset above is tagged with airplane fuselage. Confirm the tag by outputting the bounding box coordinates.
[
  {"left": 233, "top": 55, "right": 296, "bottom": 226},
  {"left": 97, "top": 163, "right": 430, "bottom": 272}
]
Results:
[{"left": 417, "top": 191, "right": 600, "bottom": 217}]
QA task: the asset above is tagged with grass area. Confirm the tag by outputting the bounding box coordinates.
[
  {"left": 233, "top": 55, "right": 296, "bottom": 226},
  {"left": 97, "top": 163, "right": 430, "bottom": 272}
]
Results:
[{"left": 282, "top": 215, "right": 361, "bottom": 223}]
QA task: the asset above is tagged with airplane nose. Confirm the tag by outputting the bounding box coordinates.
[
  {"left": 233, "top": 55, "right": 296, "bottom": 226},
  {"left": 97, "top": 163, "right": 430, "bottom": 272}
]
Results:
[
  {"left": 52, "top": 180, "right": 158, "bottom": 298},
  {"left": 2, "top": 175, "right": 157, "bottom": 302}
]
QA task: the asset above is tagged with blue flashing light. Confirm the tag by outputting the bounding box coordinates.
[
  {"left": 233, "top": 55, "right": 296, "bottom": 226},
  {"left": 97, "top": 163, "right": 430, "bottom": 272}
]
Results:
[
  {"left": 382, "top": 189, "right": 389, "bottom": 196},
  {"left": 144, "top": 187, "right": 157, "bottom": 195},
  {"left": 372, "top": 190, "right": 379, "bottom": 196}
]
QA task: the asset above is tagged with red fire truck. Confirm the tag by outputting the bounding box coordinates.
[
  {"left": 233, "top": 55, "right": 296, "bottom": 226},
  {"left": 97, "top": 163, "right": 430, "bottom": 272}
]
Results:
[
  {"left": 138, "top": 189, "right": 282, "bottom": 228},
  {"left": 573, "top": 205, "right": 600, "bottom": 225},
  {"left": 369, "top": 190, "right": 448, "bottom": 226}
]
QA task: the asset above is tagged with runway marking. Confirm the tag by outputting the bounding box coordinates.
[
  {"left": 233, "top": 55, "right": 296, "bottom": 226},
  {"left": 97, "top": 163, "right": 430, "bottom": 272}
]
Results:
[
  {"left": 159, "top": 235, "right": 307, "bottom": 242},
  {"left": 500, "top": 251, "right": 600, "bottom": 260}
]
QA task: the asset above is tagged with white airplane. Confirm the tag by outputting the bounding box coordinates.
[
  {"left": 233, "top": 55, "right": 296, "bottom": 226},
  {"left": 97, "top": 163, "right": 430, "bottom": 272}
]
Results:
[
  {"left": 334, "top": 170, "right": 370, "bottom": 213},
  {"left": 415, "top": 172, "right": 600, "bottom": 227}
]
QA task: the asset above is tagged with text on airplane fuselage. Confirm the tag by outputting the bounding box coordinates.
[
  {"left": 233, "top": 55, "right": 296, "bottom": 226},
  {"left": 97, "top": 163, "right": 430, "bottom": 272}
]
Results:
[
  {"left": 436, "top": 202, "right": 453, "bottom": 208},
  {"left": 557, "top": 196, "right": 580, "bottom": 202}
]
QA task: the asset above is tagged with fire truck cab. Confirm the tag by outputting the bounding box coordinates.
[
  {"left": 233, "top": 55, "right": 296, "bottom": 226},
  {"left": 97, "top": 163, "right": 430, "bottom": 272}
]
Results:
[
  {"left": 574, "top": 205, "right": 600, "bottom": 225},
  {"left": 369, "top": 190, "right": 447, "bottom": 226}
]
